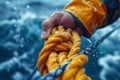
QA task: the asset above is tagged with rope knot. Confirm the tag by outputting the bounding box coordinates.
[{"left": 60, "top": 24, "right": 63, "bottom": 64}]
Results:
[{"left": 37, "top": 26, "right": 91, "bottom": 80}]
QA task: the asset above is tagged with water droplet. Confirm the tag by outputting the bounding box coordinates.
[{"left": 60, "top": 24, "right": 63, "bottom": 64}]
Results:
[
  {"left": 14, "top": 34, "right": 20, "bottom": 40},
  {"left": 6, "top": 1, "right": 10, "bottom": 5},
  {"left": 55, "top": 31, "right": 60, "bottom": 34},
  {"left": 93, "top": 54, "right": 95, "bottom": 57},
  {"left": 86, "top": 38, "right": 92, "bottom": 45},
  {"left": 27, "top": 5, "right": 30, "bottom": 9},
  {"left": 55, "top": 8, "right": 58, "bottom": 11},
  {"left": 14, "top": 51, "right": 19, "bottom": 57},
  {"left": 94, "top": 7, "right": 97, "bottom": 12},
  {"left": 13, "top": 7, "right": 17, "bottom": 10},
  {"left": 19, "top": 37, "right": 24, "bottom": 43}
]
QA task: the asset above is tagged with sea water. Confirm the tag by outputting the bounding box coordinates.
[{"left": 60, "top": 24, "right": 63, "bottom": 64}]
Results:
[{"left": 0, "top": 0, "right": 120, "bottom": 80}]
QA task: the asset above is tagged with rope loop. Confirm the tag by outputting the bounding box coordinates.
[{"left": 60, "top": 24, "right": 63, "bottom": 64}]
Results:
[{"left": 37, "top": 26, "right": 91, "bottom": 80}]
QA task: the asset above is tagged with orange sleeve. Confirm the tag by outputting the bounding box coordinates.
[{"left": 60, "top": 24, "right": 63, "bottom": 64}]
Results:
[{"left": 64, "top": 0, "right": 119, "bottom": 37}]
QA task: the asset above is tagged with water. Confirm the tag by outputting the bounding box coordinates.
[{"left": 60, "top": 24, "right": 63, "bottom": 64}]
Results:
[{"left": 0, "top": 0, "right": 120, "bottom": 80}]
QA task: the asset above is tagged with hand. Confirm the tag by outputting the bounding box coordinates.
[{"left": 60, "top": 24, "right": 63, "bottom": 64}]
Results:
[{"left": 41, "top": 11, "right": 84, "bottom": 40}]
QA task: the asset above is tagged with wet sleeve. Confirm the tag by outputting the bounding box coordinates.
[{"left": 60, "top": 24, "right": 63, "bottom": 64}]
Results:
[{"left": 64, "top": 0, "right": 120, "bottom": 38}]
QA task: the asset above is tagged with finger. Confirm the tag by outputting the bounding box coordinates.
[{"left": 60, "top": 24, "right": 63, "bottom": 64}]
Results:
[
  {"left": 50, "top": 11, "right": 64, "bottom": 26},
  {"left": 60, "top": 12, "right": 75, "bottom": 29},
  {"left": 41, "top": 12, "right": 64, "bottom": 40},
  {"left": 75, "top": 26, "right": 84, "bottom": 35},
  {"left": 41, "top": 19, "right": 54, "bottom": 40}
]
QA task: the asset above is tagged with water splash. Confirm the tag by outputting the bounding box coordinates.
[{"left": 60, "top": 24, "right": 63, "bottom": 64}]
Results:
[
  {"left": 99, "top": 54, "right": 120, "bottom": 80},
  {"left": 80, "top": 25, "right": 120, "bottom": 55}
]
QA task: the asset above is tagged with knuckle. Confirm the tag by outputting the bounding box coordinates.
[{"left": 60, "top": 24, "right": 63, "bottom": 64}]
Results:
[
  {"left": 53, "top": 11, "right": 63, "bottom": 17},
  {"left": 42, "top": 21, "right": 48, "bottom": 27}
]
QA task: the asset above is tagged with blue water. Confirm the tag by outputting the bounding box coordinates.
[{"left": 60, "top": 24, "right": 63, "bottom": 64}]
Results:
[{"left": 0, "top": 0, "right": 120, "bottom": 80}]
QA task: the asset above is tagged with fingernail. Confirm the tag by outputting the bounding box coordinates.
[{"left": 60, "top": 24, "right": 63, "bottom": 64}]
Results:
[{"left": 41, "top": 31, "right": 47, "bottom": 38}]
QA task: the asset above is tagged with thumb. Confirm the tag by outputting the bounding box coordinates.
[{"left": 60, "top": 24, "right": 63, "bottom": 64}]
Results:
[
  {"left": 41, "top": 20, "right": 54, "bottom": 40},
  {"left": 41, "top": 11, "right": 64, "bottom": 40}
]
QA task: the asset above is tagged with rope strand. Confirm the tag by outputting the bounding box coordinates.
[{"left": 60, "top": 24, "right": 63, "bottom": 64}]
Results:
[
  {"left": 27, "top": 26, "right": 120, "bottom": 80},
  {"left": 37, "top": 26, "right": 91, "bottom": 80}
]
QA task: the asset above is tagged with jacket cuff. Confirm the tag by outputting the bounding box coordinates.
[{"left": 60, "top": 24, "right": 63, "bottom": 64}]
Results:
[
  {"left": 65, "top": 11, "right": 91, "bottom": 38},
  {"left": 64, "top": 0, "right": 108, "bottom": 37}
]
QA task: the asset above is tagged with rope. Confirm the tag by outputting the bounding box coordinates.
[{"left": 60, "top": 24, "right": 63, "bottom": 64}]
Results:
[{"left": 37, "top": 26, "right": 91, "bottom": 80}]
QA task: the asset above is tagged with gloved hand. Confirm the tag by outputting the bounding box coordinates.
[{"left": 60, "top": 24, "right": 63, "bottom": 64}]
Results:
[{"left": 41, "top": 11, "right": 84, "bottom": 40}]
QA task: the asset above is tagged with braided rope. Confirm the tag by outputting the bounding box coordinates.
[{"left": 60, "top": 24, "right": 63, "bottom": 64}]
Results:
[{"left": 37, "top": 26, "right": 91, "bottom": 80}]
